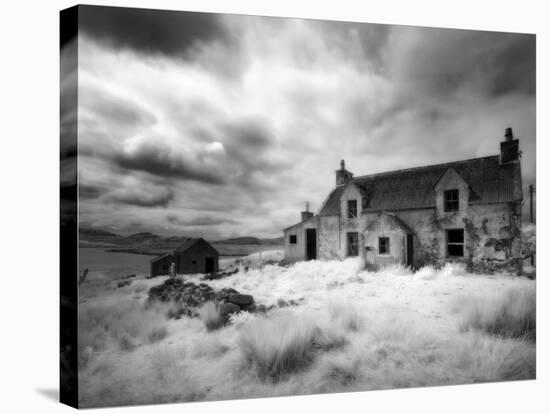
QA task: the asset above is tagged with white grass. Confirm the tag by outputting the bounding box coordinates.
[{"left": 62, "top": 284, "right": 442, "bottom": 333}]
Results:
[
  {"left": 457, "top": 285, "right": 536, "bottom": 340},
  {"left": 78, "top": 254, "right": 536, "bottom": 407}
]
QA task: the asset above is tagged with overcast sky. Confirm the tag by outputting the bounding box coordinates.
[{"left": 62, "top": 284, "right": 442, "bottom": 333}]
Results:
[{"left": 72, "top": 6, "right": 536, "bottom": 238}]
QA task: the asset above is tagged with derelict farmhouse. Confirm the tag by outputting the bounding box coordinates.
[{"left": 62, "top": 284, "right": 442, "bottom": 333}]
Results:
[{"left": 283, "top": 128, "right": 523, "bottom": 271}]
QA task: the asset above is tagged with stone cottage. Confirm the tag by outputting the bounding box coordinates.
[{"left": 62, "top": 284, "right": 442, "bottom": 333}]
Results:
[{"left": 283, "top": 128, "right": 523, "bottom": 271}]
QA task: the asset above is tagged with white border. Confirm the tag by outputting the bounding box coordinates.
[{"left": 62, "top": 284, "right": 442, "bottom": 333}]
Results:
[{"left": 0, "top": 0, "right": 546, "bottom": 413}]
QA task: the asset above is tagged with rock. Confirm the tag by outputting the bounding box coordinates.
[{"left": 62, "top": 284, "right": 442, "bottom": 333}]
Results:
[
  {"left": 148, "top": 279, "right": 215, "bottom": 308},
  {"left": 202, "top": 267, "right": 239, "bottom": 281},
  {"left": 124, "top": 274, "right": 137, "bottom": 279},
  {"left": 256, "top": 304, "right": 267, "bottom": 313},
  {"left": 219, "top": 302, "right": 241, "bottom": 317},
  {"left": 117, "top": 280, "right": 132, "bottom": 288},
  {"left": 228, "top": 294, "right": 254, "bottom": 306},
  {"left": 277, "top": 298, "right": 288, "bottom": 308},
  {"left": 215, "top": 287, "right": 240, "bottom": 302}
]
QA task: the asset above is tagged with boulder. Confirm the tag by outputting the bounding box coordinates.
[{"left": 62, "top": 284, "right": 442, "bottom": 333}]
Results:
[
  {"left": 215, "top": 287, "right": 240, "bottom": 302},
  {"left": 219, "top": 302, "right": 241, "bottom": 317},
  {"left": 117, "top": 280, "right": 132, "bottom": 288},
  {"left": 228, "top": 294, "right": 254, "bottom": 307}
]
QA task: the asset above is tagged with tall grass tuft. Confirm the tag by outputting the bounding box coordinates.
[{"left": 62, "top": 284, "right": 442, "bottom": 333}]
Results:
[
  {"left": 198, "top": 302, "right": 224, "bottom": 331},
  {"left": 239, "top": 312, "right": 320, "bottom": 381},
  {"left": 460, "top": 285, "right": 536, "bottom": 341}
]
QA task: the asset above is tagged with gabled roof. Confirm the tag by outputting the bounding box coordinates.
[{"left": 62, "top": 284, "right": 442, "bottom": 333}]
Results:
[
  {"left": 150, "top": 252, "right": 174, "bottom": 263},
  {"left": 318, "top": 186, "right": 345, "bottom": 216},
  {"left": 320, "top": 155, "right": 522, "bottom": 214},
  {"left": 174, "top": 237, "right": 219, "bottom": 255},
  {"left": 366, "top": 211, "right": 414, "bottom": 234}
]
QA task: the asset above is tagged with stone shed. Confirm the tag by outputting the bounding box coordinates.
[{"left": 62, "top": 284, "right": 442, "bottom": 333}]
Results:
[{"left": 150, "top": 238, "right": 219, "bottom": 277}]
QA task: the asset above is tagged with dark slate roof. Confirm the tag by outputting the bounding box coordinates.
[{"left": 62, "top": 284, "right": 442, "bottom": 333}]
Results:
[
  {"left": 319, "top": 155, "right": 522, "bottom": 214},
  {"left": 318, "top": 186, "right": 345, "bottom": 216},
  {"left": 174, "top": 237, "right": 219, "bottom": 255}
]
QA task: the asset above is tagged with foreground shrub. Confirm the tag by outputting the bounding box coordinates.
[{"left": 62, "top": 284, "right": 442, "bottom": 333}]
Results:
[
  {"left": 198, "top": 302, "right": 224, "bottom": 331},
  {"left": 460, "top": 286, "right": 535, "bottom": 341},
  {"left": 239, "top": 312, "right": 320, "bottom": 381},
  {"left": 78, "top": 297, "right": 169, "bottom": 366}
]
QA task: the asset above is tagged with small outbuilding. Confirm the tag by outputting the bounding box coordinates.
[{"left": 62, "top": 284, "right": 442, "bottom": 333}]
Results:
[
  {"left": 150, "top": 252, "right": 175, "bottom": 277},
  {"left": 174, "top": 238, "right": 219, "bottom": 274},
  {"left": 150, "top": 238, "right": 219, "bottom": 277}
]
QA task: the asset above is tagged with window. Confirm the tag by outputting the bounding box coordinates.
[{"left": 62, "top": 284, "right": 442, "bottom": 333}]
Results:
[
  {"left": 378, "top": 237, "right": 390, "bottom": 255},
  {"left": 289, "top": 235, "right": 297, "bottom": 244},
  {"left": 347, "top": 232, "right": 359, "bottom": 256},
  {"left": 444, "top": 189, "right": 459, "bottom": 212},
  {"left": 447, "top": 229, "right": 464, "bottom": 257},
  {"left": 347, "top": 200, "right": 357, "bottom": 218}
]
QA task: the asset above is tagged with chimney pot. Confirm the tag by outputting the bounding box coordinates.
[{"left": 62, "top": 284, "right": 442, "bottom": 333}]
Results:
[
  {"left": 505, "top": 127, "right": 514, "bottom": 142},
  {"left": 340, "top": 159, "right": 345, "bottom": 170}
]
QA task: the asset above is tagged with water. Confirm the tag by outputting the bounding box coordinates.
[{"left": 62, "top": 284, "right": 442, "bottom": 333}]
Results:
[
  {"left": 78, "top": 247, "right": 244, "bottom": 280},
  {"left": 78, "top": 248, "right": 165, "bottom": 280}
]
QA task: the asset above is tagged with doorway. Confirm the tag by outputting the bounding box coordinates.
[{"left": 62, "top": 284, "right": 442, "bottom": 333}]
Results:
[
  {"left": 406, "top": 234, "right": 414, "bottom": 267},
  {"left": 205, "top": 257, "right": 215, "bottom": 273},
  {"left": 306, "top": 228, "right": 317, "bottom": 260}
]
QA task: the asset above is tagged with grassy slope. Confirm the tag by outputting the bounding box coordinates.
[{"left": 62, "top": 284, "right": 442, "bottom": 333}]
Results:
[{"left": 78, "top": 257, "right": 535, "bottom": 407}]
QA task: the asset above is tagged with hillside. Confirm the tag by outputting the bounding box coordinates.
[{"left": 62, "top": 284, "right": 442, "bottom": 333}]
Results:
[{"left": 79, "top": 228, "right": 283, "bottom": 255}]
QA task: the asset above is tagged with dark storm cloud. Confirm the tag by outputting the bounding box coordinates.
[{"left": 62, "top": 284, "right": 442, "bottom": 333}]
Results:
[
  {"left": 166, "top": 214, "right": 238, "bottom": 227},
  {"left": 106, "top": 186, "right": 174, "bottom": 208},
  {"left": 79, "top": 182, "right": 106, "bottom": 199},
  {"left": 488, "top": 33, "right": 536, "bottom": 97},
  {"left": 388, "top": 29, "right": 535, "bottom": 100},
  {"left": 113, "top": 139, "right": 226, "bottom": 185},
  {"left": 79, "top": 5, "right": 231, "bottom": 57},
  {"left": 220, "top": 119, "right": 288, "bottom": 173}
]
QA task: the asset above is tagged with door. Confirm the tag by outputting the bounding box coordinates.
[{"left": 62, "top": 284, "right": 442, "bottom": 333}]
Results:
[
  {"left": 306, "top": 228, "right": 317, "bottom": 260},
  {"left": 406, "top": 234, "right": 414, "bottom": 267},
  {"left": 205, "top": 257, "right": 215, "bottom": 273}
]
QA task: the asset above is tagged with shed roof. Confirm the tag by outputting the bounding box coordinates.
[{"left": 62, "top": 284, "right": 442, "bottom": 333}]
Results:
[
  {"left": 318, "top": 155, "right": 521, "bottom": 214},
  {"left": 150, "top": 252, "right": 174, "bottom": 263},
  {"left": 174, "top": 237, "right": 219, "bottom": 255}
]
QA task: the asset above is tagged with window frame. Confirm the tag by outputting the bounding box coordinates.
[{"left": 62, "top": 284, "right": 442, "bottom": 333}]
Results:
[
  {"left": 446, "top": 229, "right": 464, "bottom": 257},
  {"left": 378, "top": 237, "right": 390, "bottom": 255},
  {"left": 347, "top": 199, "right": 358, "bottom": 219},
  {"left": 444, "top": 189, "right": 459, "bottom": 212},
  {"left": 347, "top": 232, "right": 359, "bottom": 257},
  {"left": 289, "top": 234, "right": 297, "bottom": 244}
]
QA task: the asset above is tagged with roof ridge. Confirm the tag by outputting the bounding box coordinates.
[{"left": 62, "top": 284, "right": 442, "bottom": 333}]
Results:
[{"left": 354, "top": 155, "right": 499, "bottom": 181}]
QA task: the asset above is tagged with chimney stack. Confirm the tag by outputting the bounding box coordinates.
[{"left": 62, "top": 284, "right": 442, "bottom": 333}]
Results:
[
  {"left": 504, "top": 127, "right": 514, "bottom": 142},
  {"left": 335, "top": 159, "right": 353, "bottom": 186},
  {"left": 500, "top": 127, "right": 519, "bottom": 164},
  {"left": 301, "top": 201, "right": 314, "bottom": 221}
]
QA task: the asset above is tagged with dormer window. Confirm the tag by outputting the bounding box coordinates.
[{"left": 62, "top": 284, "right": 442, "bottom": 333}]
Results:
[
  {"left": 347, "top": 200, "right": 357, "bottom": 218},
  {"left": 444, "top": 189, "right": 459, "bottom": 212}
]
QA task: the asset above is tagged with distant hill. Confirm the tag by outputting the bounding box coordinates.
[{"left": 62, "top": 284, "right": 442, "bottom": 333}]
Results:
[
  {"left": 214, "top": 236, "right": 284, "bottom": 245},
  {"left": 79, "top": 228, "right": 283, "bottom": 252}
]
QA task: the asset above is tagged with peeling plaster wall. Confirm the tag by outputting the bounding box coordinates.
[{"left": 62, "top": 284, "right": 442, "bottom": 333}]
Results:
[
  {"left": 318, "top": 216, "right": 341, "bottom": 260},
  {"left": 363, "top": 213, "right": 408, "bottom": 266},
  {"left": 337, "top": 184, "right": 366, "bottom": 258}
]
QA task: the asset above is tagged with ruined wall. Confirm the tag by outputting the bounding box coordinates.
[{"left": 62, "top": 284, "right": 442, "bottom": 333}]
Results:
[
  {"left": 318, "top": 216, "right": 341, "bottom": 260},
  {"left": 361, "top": 202, "right": 520, "bottom": 272},
  {"left": 337, "top": 184, "right": 366, "bottom": 259},
  {"left": 362, "top": 213, "right": 408, "bottom": 267}
]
